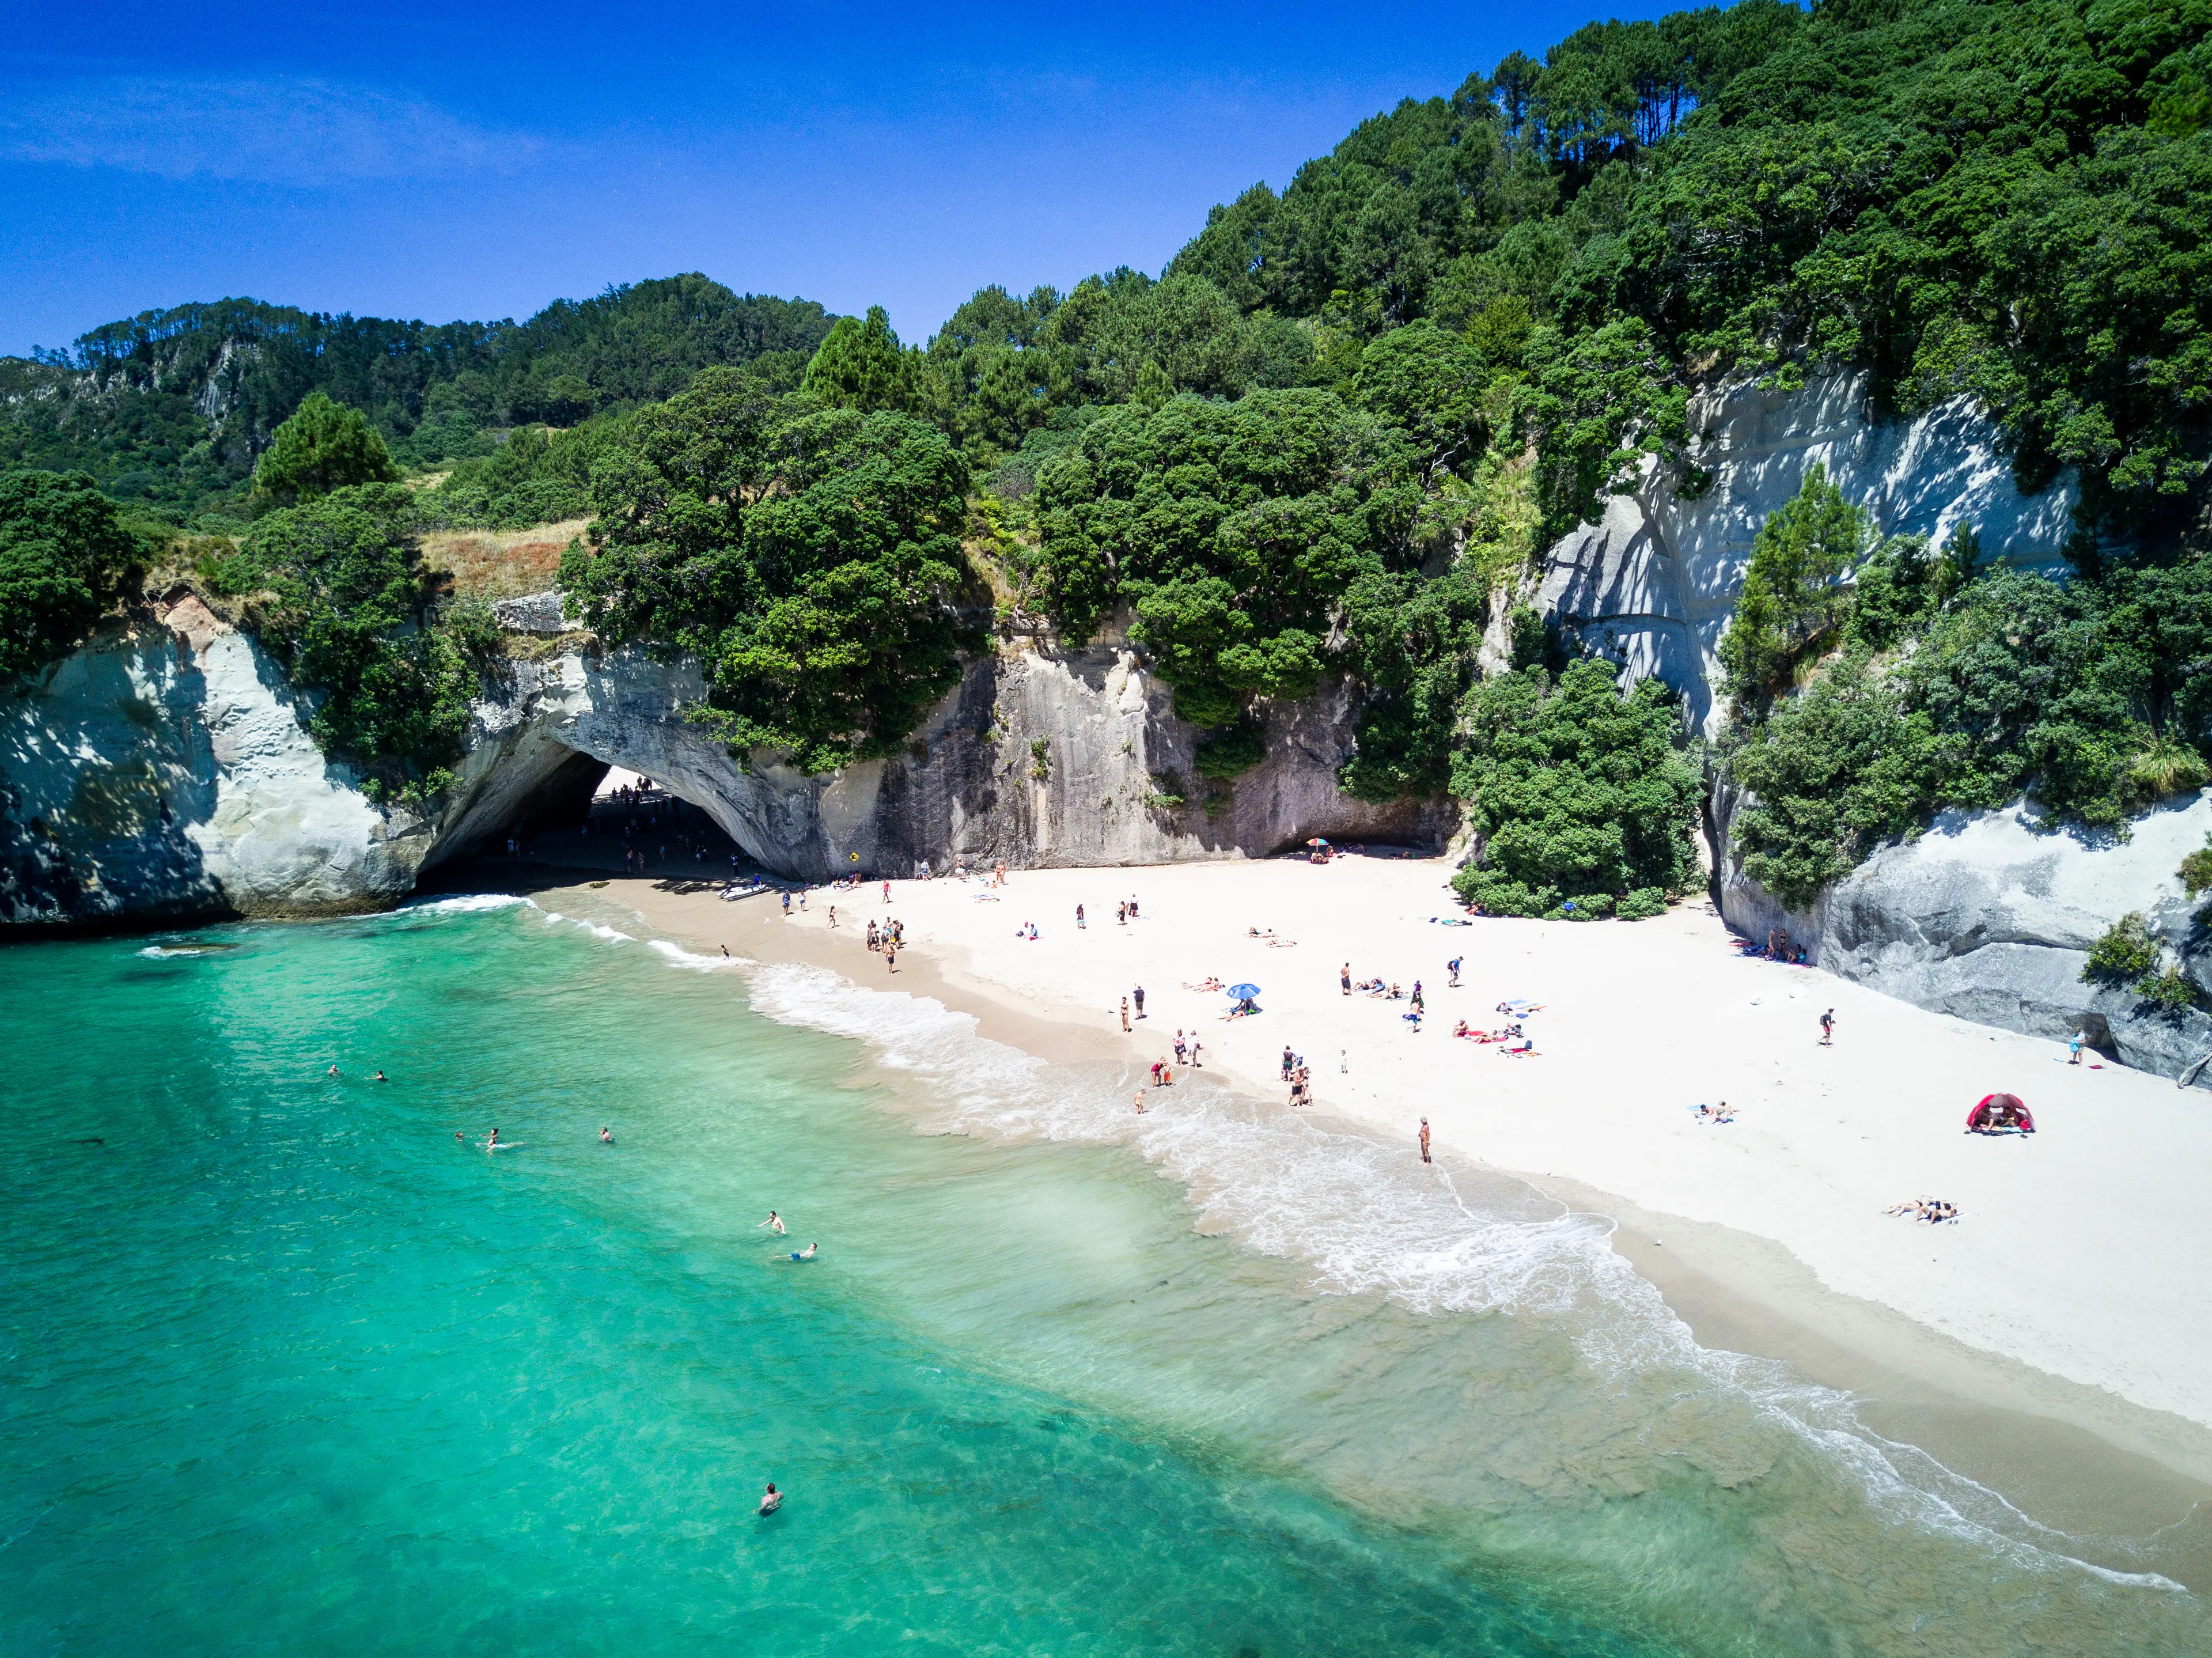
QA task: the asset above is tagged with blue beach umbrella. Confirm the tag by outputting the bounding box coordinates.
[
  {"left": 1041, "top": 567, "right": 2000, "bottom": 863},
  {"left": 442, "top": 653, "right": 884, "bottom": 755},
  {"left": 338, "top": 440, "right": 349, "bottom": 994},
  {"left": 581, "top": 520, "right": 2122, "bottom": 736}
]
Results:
[{"left": 1226, "top": 983, "right": 1262, "bottom": 1000}]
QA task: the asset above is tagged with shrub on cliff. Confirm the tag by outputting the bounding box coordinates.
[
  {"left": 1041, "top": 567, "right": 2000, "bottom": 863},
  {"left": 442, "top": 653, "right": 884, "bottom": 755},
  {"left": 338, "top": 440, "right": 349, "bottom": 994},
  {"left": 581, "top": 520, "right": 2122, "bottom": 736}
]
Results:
[
  {"left": 0, "top": 469, "right": 148, "bottom": 679},
  {"left": 1450, "top": 657, "right": 1699, "bottom": 916}
]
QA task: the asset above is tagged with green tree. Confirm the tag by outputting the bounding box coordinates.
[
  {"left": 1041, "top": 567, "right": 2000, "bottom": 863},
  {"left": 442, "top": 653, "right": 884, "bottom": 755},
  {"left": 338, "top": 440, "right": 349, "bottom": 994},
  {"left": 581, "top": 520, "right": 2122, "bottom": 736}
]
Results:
[
  {"left": 0, "top": 469, "right": 147, "bottom": 678},
  {"left": 238, "top": 484, "right": 488, "bottom": 798},
  {"left": 1032, "top": 390, "right": 1415, "bottom": 729},
  {"left": 560, "top": 369, "right": 975, "bottom": 773},
  {"left": 1719, "top": 464, "right": 1862, "bottom": 705},
  {"left": 251, "top": 392, "right": 401, "bottom": 507},
  {"left": 801, "top": 306, "right": 919, "bottom": 414},
  {"left": 1450, "top": 657, "right": 1700, "bottom": 915}
]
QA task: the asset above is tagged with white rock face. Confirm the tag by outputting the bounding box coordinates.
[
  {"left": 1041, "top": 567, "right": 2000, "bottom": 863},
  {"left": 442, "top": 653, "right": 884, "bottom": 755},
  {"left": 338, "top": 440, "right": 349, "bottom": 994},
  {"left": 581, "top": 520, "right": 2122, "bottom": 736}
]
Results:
[
  {"left": 1536, "top": 370, "right": 2078, "bottom": 735},
  {"left": 0, "top": 599, "right": 1444, "bottom": 925},
  {"left": 433, "top": 633, "right": 1446, "bottom": 882},
  {"left": 0, "top": 596, "right": 433, "bottom": 923},
  {"left": 1715, "top": 792, "right": 2212, "bottom": 1084}
]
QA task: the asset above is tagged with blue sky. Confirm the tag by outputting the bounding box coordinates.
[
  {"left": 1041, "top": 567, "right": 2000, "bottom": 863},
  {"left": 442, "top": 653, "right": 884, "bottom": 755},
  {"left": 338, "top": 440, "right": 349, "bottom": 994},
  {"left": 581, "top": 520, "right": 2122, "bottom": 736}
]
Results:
[{"left": 1, "top": 1, "right": 1664, "bottom": 357}]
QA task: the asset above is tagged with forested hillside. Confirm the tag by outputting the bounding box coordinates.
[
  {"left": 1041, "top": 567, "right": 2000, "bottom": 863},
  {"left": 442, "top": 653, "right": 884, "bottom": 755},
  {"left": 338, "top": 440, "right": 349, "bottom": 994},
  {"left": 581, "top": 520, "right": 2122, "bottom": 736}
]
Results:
[
  {"left": 5, "top": 0, "right": 2210, "bottom": 925},
  {"left": 0, "top": 275, "right": 832, "bottom": 515}
]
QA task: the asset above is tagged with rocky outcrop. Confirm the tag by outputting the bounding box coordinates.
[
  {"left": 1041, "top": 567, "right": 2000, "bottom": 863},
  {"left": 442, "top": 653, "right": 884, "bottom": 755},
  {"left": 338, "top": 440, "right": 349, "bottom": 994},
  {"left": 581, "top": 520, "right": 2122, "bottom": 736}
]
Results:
[
  {"left": 1714, "top": 789, "right": 2212, "bottom": 1085},
  {"left": 0, "top": 596, "right": 436, "bottom": 925},
  {"left": 431, "top": 627, "right": 1444, "bottom": 883},
  {"left": 0, "top": 596, "right": 1443, "bottom": 926},
  {"left": 1534, "top": 370, "right": 2080, "bottom": 735}
]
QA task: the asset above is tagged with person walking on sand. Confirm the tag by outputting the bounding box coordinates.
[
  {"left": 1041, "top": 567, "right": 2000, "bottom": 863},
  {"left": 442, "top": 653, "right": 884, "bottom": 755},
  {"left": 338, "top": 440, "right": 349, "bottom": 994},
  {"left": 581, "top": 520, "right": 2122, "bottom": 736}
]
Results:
[
  {"left": 1120, "top": 996, "right": 1131, "bottom": 1033},
  {"left": 1117, "top": 902, "right": 1127, "bottom": 926},
  {"left": 2069, "top": 1034, "right": 2084, "bottom": 1065},
  {"left": 1339, "top": 1047, "right": 1348, "bottom": 1074},
  {"left": 1820, "top": 1008, "right": 1835, "bottom": 1045},
  {"left": 1133, "top": 984, "right": 1146, "bottom": 1019},
  {"left": 1281, "top": 1045, "right": 1294, "bottom": 1080},
  {"left": 1419, "top": 1118, "right": 1431, "bottom": 1164},
  {"left": 828, "top": 906, "right": 837, "bottom": 928},
  {"left": 1447, "top": 957, "right": 1461, "bottom": 987},
  {"left": 883, "top": 880, "right": 892, "bottom": 904},
  {"left": 1128, "top": 895, "right": 1140, "bottom": 919},
  {"left": 1341, "top": 963, "right": 1351, "bottom": 996},
  {"left": 1077, "top": 903, "right": 1086, "bottom": 929}
]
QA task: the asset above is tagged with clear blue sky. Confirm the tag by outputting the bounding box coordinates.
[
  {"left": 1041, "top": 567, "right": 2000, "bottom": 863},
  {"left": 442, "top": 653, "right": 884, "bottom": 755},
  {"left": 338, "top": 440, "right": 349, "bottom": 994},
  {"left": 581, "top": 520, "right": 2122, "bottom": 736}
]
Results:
[{"left": 1, "top": 1, "right": 1664, "bottom": 357}]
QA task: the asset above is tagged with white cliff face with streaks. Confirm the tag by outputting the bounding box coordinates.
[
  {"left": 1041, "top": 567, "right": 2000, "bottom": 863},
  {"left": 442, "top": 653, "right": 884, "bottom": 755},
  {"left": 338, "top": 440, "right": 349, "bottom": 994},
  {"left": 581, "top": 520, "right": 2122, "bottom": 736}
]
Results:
[
  {"left": 0, "top": 599, "right": 1444, "bottom": 926},
  {"left": 1534, "top": 370, "right": 2080, "bottom": 736},
  {"left": 0, "top": 596, "right": 435, "bottom": 923},
  {"left": 1522, "top": 370, "right": 2210, "bottom": 1085}
]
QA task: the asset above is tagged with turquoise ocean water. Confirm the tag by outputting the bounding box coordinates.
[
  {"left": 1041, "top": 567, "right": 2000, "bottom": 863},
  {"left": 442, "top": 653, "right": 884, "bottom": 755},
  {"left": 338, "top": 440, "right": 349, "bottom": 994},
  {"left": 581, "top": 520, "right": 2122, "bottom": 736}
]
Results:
[{"left": 2, "top": 895, "right": 2205, "bottom": 1656}]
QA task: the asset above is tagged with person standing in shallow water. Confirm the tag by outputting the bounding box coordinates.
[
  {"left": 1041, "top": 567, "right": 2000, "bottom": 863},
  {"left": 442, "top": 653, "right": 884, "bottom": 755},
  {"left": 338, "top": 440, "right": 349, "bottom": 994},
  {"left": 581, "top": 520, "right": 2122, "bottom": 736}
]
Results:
[{"left": 1419, "top": 1118, "right": 1431, "bottom": 1164}]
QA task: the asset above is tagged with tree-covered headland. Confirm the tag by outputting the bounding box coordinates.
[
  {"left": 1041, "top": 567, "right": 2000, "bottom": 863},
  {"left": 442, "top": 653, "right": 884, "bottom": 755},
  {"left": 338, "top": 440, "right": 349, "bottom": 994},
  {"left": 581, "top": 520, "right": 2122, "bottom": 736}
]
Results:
[{"left": 3, "top": 0, "right": 2210, "bottom": 915}]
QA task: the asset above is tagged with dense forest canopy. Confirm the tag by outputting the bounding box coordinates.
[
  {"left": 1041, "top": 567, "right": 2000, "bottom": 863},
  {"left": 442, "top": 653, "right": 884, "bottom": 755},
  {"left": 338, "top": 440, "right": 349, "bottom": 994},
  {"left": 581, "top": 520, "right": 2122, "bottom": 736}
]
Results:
[
  {"left": 4, "top": 0, "right": 2211, "bottom": 918},
  {"left": 0, "top": 276, "right": 832, "bottom": 515}
]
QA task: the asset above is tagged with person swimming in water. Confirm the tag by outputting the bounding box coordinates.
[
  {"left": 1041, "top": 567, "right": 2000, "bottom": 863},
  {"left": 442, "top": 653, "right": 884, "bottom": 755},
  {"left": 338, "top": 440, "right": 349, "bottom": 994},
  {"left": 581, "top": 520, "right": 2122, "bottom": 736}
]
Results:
[
  {"left": 759, "top": 1482, "right": 783, "bottom": 1515},
  {"left": 600, "top": 1126, "right": 613, "bottom": 1144},
  {"left": 372, "top": 1069, "right": 387, "bottom": 1082},
  {"left": 758, "top": 1210, "right": 786, "bottom": 1235},
  {"left": 791, "top": 1243, "right": 817, "bottom": 1260},
  {"left": 328, "top": 1063, "right": 340, "bottom": 1077},
  {"left": 485, "top": 1127, "right": 501, "bottom": 1150}
]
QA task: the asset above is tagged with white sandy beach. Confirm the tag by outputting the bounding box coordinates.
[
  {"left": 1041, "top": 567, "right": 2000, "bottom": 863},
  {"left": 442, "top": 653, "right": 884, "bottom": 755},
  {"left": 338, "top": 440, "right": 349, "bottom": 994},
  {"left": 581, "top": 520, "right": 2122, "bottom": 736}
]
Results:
[{"left": 525, "top": 852, "right": 2212, "bottom": 1523}]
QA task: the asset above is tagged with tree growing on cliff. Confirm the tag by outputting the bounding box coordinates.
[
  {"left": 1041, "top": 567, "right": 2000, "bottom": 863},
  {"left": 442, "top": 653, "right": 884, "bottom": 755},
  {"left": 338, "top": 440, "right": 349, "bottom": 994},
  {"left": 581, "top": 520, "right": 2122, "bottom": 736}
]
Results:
[
  {"left": 1718, "top": 463, "right": 1862, "bottom": 706},
  {"left": 239, "top": 484, "right": 494, "bottom": 800},
  {"left": 1450, "top": 657, "right": 1699, "bottom": 915},
  {"left": 252, "top": 393, "right": 402, "bottom": 508},
  {"left": 560, "top": 368, "right": 975, "bottom": 773},
  {"left": 1031, "top": 389, "right": 1417, "bottom": 742},
  {"left": 0, "top": 469, "right": 147, "bottom": 679}
]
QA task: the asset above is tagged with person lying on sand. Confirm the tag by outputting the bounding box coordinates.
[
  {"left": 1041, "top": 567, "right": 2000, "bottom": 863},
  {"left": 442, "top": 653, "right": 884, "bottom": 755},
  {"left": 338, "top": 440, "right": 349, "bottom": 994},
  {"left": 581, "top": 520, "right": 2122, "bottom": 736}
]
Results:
[
  {"left": 1183, "top": 976, "right": 1224, "bottom": 993},
  {"left": 1694, "top": 1101, "right": 1736, "bottom": 1123}
]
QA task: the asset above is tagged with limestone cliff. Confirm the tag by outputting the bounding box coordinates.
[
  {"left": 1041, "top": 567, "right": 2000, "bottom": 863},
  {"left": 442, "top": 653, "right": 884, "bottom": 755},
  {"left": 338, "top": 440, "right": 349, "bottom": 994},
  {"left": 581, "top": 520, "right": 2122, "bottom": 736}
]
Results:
[
  {"left": 0, "top": 596, "right": 1441, "bottom": 926},
  {"left": 1533, "top": 369, "right": 2078, "bottom": 736},
  {"left": 1709, "top": 788, "right": 2212, "bottom": 1083},
  {"left": 1520, "top": 369, "right": 2207, "bottom": 1084}
]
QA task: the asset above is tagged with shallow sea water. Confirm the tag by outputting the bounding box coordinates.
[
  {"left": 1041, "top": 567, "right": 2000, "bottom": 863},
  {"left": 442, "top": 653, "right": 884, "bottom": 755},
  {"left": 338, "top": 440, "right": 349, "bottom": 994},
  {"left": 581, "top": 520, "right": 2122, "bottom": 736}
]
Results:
[{"left": 1, "top": 897, "right": 2204, "bottom": 1656}]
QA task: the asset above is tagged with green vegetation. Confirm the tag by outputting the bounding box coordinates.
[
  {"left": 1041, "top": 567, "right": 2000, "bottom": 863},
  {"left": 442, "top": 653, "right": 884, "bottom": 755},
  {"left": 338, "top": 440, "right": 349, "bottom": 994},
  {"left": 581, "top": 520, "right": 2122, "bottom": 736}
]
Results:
[
  {"left": 221, "top": 485, "right": 495, "bottom": 801},
  {"left": 0, "top": 471, "right": 147, "bottom": 678},
  {"left": 1450, "top": 658, "right": 1701, "bottom": 917},
  {"left": 1, "top": 277, "right": 832, "bottom": 519},
  {"left": 2183, "top": 836, "right": 2212, "bottom": 896},
  {"left": 6, "top": 0, "right": 2211, "bottom": 881},
  {"left": 557, "top": 370, "right": 975, "bottom": 774},
  {"left": 1725, "top": 542, "right": 2212, "bottom": 906},
  {"left": 250, "top": 392, "right": 402, "bottom": 507},
  {"left": 2082, "top": 912, "right": 2202, "bottom": 1010},
  {"left": 1718, "top": 465, "right": 1861, "bottom": 705}
]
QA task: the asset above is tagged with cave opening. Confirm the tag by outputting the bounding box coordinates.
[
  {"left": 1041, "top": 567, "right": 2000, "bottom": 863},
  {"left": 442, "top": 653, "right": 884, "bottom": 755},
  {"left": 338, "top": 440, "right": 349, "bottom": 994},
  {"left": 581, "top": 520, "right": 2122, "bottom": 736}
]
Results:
[{"left": 430, "top": 753, "right": 749, "bottom": 892}]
